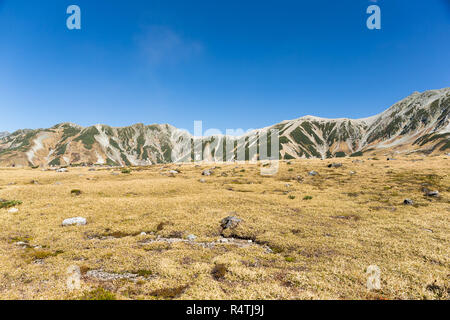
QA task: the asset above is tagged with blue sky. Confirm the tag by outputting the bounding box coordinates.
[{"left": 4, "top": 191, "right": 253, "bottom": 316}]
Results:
[{"left": 0, "top": 0, "right": 449, "bottom": 134}]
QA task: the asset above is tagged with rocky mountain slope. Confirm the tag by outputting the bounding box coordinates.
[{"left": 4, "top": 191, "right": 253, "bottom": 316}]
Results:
[{"left": 1, "top": 88, "right": 449, "bottom": 167}]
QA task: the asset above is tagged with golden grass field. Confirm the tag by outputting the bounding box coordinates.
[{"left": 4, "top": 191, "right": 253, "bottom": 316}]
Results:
[{"left": 0, "top": 156, "right": 449, "bottom": 300}]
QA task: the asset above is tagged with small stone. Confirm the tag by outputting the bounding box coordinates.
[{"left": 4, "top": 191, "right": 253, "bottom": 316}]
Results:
[
  {"left": 220, "top": 216, "right": 242, "bottom": 230},
  {"left": 327, "top": 163, "right": 342, "bottom": 168},
  {"left": 186, "top": 234, "right": 197, "bottom": 241},
  {"left": 56, "top": 168, "right": 68, "bottom": 173},
  {"left": 349, "top": 171, "right": 356, "bottom": 175},
  {"left": 218, "top": 238, "right": 229, "bottom": 243},
  {"left": 202, "top": 169, "right": 213, "bottom": 176},
  {"left": 62, "top": 217, "right": 87, "bottom": 226},
  {"left": 140, "top": 232, "right": 147, "bottom": 236},
  {"left": 403, "top": 199, "right": 414, "bottom": 205},
  {"left": 199, "top": 178, "right": 206, "bottom": 183},
  {"left": 308, "top": 171, "right": 318, "bottom": 176},
  {"left": 169, "top": 170, "right": 179, "bottom": 174},
  {"left": 425, "top": 190, "right": 440, "bottom": 197},
  {"left": 8, "top": 208, "right": 19, "bottom": 213}
]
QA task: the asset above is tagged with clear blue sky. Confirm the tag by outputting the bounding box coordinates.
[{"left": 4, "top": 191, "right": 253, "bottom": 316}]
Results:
[{"left": 1, "top": 0, "right": 449, "bottom": 134}]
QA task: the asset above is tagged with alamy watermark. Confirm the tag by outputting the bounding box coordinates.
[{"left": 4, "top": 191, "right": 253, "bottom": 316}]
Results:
[
  {"left": 66, "top": 265, "right": 81, "bottom": 290},
  {"left": 366, "top": 265, "right": 381, "bottom": 290},
  {"left": 172, "top": 121, "right": 280, "bottom": 175},
  {"left": 66, "top": 5, "right": 81, "bottom": 30},
  {"left": 366, "top": 4, "right": 381, "bottom": 30},
  {"left": 67, "top": 4, "right": 380, "bottom": 31}
]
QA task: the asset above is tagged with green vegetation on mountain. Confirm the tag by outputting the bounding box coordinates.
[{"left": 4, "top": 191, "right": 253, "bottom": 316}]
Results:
[{"left": 73, "top": 127, "right": 99, "bottom": 150}]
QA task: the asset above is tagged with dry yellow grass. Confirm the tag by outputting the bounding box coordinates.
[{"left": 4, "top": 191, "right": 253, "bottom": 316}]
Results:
[{"left": 0, "top": 156, "right": 449, "bottom": 300}]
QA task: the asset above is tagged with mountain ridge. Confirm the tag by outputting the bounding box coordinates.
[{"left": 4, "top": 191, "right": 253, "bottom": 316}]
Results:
[{"left": 1, "top": 87, "right": 449, "bottom": 167}]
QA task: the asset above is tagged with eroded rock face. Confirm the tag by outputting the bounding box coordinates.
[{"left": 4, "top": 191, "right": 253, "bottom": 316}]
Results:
[{"left": 62, "top": 217, "right": 87, "bottom": 226}]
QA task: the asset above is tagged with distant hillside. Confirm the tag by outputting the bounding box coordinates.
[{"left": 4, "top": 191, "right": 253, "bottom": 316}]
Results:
[{"left": 1, "top": 88, "right": 449, "bottom": 167}]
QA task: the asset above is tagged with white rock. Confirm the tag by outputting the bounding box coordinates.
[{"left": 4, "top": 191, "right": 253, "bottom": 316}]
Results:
[
  {"left": 140, "top": 232, "right": 147, "bottom": 236},
  {"left": 187, "top": 234, "right": 197, "bottom": 241},
  {"left": 62, "top": 217, "right": 87, "bottom": 226},
  {"left": 56, "top": 168, "right": 68, "bottom": 173},
  {"left": 8, "top": 208, "right": 19, "bottom": 213}
]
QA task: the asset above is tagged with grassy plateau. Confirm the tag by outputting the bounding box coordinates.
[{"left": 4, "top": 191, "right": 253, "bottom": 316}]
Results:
[{"left": 0, "top": 156, "right": 448, "bottom": 300}]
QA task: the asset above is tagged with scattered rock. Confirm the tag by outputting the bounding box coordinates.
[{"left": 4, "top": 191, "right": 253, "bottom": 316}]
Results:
[
  {"left": 220, "top": 216, "right": 242, "bottom": 230},
  {"left": 308, "top": 171, "right": 318, "bottom": 176},
  {"left": 349, "top": 171, "right": 356, "bottom": 175},
  {"left": 202, "top": 169, "right": 213, "bottom": 176},
  {"left": 295, "top": 175, "right": 303, "bottom": 182},
  {"left": 186, "top": 234, "right": 197, "bottom": 241},
  {"left": 199, "top": 178, "right": 206, "bottom": 183},
  {"left": 327, "top": 163, "right": 342, "bottom": 168},
  {"left": 56, "top": 168, "right": 68, "bottom": 173},
  {"left": 387, "top": 158, "right": 397, "bottom": 161},
  {"left": 62, "top": 217, "right": 87, "bottom": 226},
  {"left": 403, "top": 199, "right": 414, "bottom": 205},
  {"left": 86, "top": 270, "right": 143, "bottom": 282},
  {"left": 8, "top": 208, "right": 19, "bottom": 213},
  {"left": 71, "top": 189, "right": 82, "bottom": 196},
  {"left": 15, "top": 241, "right": 29, "bottom": 248},
  {"left": 169, "top": 170, "right": 179, "bottom": 174},
  {"left": 140, "top": 232, "right": 147, "bottom": 236},
  {"left": 424, "top": 190, "right": 440, "bottom": 197}
]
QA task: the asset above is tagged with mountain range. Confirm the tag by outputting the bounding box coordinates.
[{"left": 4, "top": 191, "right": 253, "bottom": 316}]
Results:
[{"left": 1, "top": 87, "right": 449, "bottom": 167}]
